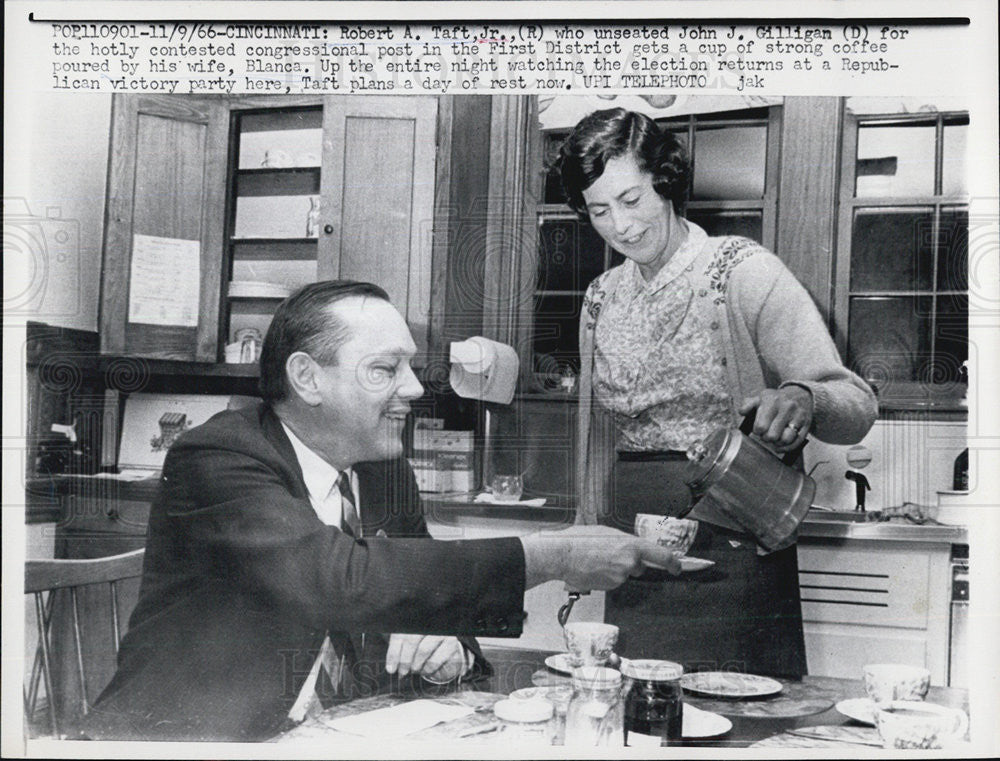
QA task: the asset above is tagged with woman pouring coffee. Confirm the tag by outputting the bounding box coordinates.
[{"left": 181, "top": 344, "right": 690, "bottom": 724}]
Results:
[{"left": 561, "top": 108, "right": 877, "bottom": 677}]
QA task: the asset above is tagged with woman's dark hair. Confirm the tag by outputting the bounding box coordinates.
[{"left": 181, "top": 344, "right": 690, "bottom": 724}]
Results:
[
  {"left": 258, "top": 280, "right": 391, "bottom": 403},
  {"left": 557, "top": 108, "right": 691, "bottom": 220}
]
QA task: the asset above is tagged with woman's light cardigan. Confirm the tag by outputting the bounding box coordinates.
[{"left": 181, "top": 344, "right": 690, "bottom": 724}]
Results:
[{"left": 575, "top": 235, "right": 878, "bottom": 526}]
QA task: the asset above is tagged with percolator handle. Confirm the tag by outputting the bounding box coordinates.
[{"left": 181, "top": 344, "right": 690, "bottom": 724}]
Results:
[{"left": 739, "top": 410, "right": 808, "bottom": 467}]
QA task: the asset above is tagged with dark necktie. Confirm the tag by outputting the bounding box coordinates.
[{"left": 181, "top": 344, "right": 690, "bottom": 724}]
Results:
[
  {"left": 327, "top": 470, "right": 363, "bottom": 702},
  {"left": 336, "top": 471, "right": 361, "bottom": 538}
]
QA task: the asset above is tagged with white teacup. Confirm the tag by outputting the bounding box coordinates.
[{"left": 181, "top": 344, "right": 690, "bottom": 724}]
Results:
[
  {"left": 563, "top": 622, "right": 619, "bottom": 668},
  {"left": 863, "top": 663, "right": 931, "bottom": 705},
  {"left": 874, "top": 701, "right": 968, "bottom": 749},
  {"left": 634, "top": 514, "right": 698, "bottom": 556}
]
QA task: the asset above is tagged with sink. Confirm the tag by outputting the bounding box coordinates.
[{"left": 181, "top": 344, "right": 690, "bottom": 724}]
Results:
[{"left": 806, "top": 510, "right": 881, "bottom": 524}]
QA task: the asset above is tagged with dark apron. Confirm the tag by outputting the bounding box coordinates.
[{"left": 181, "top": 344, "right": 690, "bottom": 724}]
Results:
[{"left": 601, "top": 456, "right": 807, "bottom": 679}]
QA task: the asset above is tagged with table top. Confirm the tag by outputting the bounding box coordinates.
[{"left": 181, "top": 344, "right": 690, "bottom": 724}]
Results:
[{"left": 273, "top": 647, "right": 969, "bottom": 749}]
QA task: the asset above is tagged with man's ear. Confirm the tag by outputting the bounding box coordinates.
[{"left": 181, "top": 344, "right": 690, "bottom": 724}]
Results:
[{"left": 285, "top": 352, "right": 323, "bottom": 406}]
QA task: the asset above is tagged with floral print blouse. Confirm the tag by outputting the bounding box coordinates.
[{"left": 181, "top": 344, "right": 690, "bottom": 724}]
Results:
[{"left": 587, "top": 222, "right": 761, "bottom": 452}]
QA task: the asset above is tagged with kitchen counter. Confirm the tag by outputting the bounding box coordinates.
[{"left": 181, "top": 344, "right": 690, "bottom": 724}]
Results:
[
  {"left": 799, "top": 511, "right": 967, "bottom": 543},
  {"left": 31, "top": 479, "right": 968, "bottom": 544},
  {"left": 426, "top": 496, "right": 968, "bottom": 543}
]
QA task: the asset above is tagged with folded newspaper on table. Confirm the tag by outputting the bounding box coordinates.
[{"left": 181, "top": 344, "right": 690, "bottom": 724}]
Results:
[{"left": 327, "top": 700, "right": 473, "bottom": 738}]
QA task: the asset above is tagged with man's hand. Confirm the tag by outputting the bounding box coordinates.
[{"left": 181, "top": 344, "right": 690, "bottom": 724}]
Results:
[
  {"left": 520, "top": 525, "right": 681, "bottom": 590},
  {"left": 740, "top": 385, "right": 814, "bottom": 453},
  {"left": 385, "top": 634, "right": 468, "bottom": 683}
]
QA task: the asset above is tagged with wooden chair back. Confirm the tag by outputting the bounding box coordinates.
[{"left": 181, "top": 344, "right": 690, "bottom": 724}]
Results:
[{"left": 24, "top": 548, "right": 145, "bottom": 738}]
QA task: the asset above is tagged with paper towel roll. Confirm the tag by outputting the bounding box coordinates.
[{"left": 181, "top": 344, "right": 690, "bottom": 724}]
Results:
[{"left": 449, "top": 337, "right": 519, "bottom": 405}]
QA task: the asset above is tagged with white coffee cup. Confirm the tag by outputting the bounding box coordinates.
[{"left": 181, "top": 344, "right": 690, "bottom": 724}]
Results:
[
  {"left": 863, "top": 663, "right": 931, "bottom": 705},
  {"left": 874, "top": 701, "right": 968, "bottom": 749},
  {"left": 634, "top": 513, "right": 698, "bottom": 556},
  {"left": 563, "top": 622, "right": 619, "bottom": 668}
]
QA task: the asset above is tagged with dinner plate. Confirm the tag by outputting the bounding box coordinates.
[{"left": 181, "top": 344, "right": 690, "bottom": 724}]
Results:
[
  {"left": 835, "top": 697, "right": 876, "bottom": 725},
  {"left": 680, "top": 671, "right": 783, "bottom": 698},
  {"left": 642, "top": 556, "right": 716, "bottom": 573}
]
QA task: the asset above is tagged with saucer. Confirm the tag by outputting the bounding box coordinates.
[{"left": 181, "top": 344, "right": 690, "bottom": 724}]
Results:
[
  {"left": 642, "top": 557, "right": 716, "bottom": 573},
  {"left": 836, "top": 697, "right": 876, "bottom": 725},
  {"left": 543, "top": 653, "right": 575, "bottom": 675}
]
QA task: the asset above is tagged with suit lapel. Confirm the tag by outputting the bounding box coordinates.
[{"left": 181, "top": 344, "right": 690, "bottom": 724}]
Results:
[{"left": 257, "top": 403, "right": 309, "bottom": 499}]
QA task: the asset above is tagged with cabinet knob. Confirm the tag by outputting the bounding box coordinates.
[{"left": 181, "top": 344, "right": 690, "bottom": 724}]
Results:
[{"left": 323, "top": 224, "right": 334, "bottom": 235}]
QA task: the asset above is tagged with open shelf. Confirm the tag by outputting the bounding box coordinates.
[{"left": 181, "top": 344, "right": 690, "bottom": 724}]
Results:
[
  {"left": 98, "top": 356, "right": 260, "bottom": 378},
  {"left": 235, "top": 167, "right": 321, "bottom": 197}
]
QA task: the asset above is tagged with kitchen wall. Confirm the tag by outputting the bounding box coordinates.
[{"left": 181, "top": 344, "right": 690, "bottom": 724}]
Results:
[
  {"left": 7, "top": 93, "right": 111, "bottom": 333},
  {"left": 805, "top": 418, "right": 968, "bottom": 516},
  {"left": 12, "top": 92, "right": 110, "bottom": 690}
]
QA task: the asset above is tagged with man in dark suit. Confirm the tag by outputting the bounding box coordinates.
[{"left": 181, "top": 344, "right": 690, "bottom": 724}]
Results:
[{"left": 82, "top": 281, "right": 678, "bottom": 741}]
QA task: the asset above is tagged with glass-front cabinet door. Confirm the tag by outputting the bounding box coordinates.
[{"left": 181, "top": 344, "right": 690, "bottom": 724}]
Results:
[{"left": 226, "top": 106, "right": 324, "bottom": 355}]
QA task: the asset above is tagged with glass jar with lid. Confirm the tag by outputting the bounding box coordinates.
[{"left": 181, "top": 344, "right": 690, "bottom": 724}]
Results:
[
  {"left": 493, "top": 696, "right": 555, "bottom": 745},
  {"left": 621, "top": 659, "right": 684, "bottom": 745},
  {"left": 564, "top": 666, "right": 625, "bottom": 747}
]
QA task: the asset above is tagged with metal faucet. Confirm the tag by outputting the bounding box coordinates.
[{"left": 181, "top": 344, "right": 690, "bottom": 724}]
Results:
[{"left": 806, "top": 460, "right": 829, "bottom": 477}]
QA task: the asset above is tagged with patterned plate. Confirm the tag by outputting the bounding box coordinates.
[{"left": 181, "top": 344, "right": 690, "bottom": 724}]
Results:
[{"left": 681, "top": 671, "right": 783, "bottom": 698}]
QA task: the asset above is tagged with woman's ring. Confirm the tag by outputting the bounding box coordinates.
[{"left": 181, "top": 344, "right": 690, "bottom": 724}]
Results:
[{"left": 786, "top": 422, "right": 800, "bottom": 432}]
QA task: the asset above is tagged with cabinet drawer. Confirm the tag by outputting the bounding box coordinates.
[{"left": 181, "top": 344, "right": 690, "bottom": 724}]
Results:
[
  {"left": 798, "top": 544, "right": 931, "bottom": 629},
  {"left": 804, "top": 626, "right": 928, "bottom": 679},
  {"left": 58, "top": 496, "right": 150, "bottom": 537}
]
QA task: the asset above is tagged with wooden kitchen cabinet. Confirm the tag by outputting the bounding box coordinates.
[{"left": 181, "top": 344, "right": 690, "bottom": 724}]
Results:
[
  {"left": 100, "top": 95, "right": 229, "bottom": 361},
  {"left": 798, "top": 538, "right": 953, "bottom": 684},
  {"left": 101, "top": 95, "right": 446, "bottom": 363},
  {"left": 318, "top": 97, "right": 438, "bottom": 352}
]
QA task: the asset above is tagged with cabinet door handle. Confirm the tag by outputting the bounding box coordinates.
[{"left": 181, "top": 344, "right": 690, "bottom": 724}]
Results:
[{"left": 323, "top": 224, "right": 334, "bottom": 235}]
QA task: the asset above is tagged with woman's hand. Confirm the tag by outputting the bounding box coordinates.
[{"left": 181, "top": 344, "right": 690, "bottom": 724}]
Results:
[{"left": 739, "top": 386, "right": 814, "bottom": 453}]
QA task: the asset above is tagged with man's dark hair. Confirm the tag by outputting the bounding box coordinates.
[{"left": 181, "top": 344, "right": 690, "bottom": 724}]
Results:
[
  {"left": 258, "top": 280, "right": 391, "bottom": 403},
  {"left": 557, "top": 108, "right": 691, "bottom": 220}
]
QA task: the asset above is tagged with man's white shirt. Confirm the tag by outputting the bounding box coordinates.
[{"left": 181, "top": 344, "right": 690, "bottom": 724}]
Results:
[{"left": 279, "top": 421, "right": 471, "bottom": 722}]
